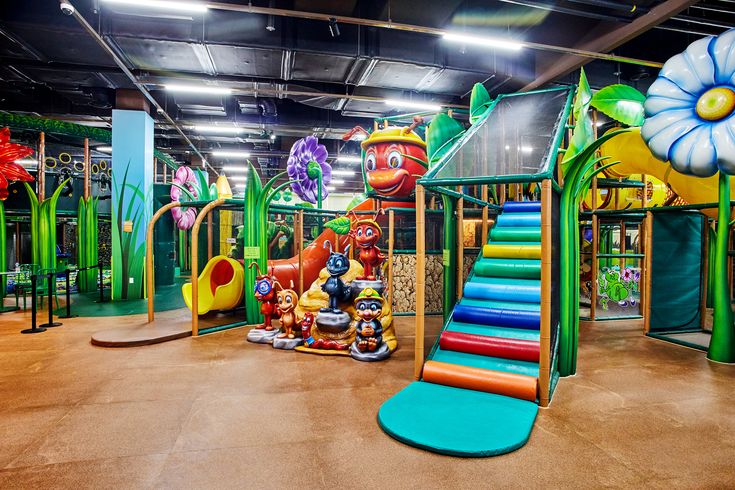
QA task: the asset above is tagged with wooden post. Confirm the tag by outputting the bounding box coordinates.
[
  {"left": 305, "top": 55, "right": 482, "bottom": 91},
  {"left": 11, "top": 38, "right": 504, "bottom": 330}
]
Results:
[
  {"left": 153, "top": 157, "right": 158, "bottom": 184},
  {"left": 499, "top": 184, "right": 506, "bottom": 205},
  {"left": 388, "top": 209, "right": 395, "bottom": 307},
  {"left": 163, "top": 164, "right": 168, "bottom": 184},
  {"left": 456, "top": 188, "right": 464, "bottom": 299},
  {"left": 191, "top": 199, "right": 225, "bottom": 336},
  {"left": 38, "top": 132, "right": 45, "bottom": 201},
  {"left": 414, "top": 184, "right": 426, "bottom": 380},
  {"left": 146, "top": 202, "right": 182, "bottom": 322},
  {"left": 481, "top": 185, "right": 489, "bottom": 244},
  {"left": 207, "top": 213, "right": 213, "bottom": 260},
  {"left": 643, "top": 211, "right": 654, "bottom": 333},
  {"left": 297, "top": 209, "right": 304, "bottom": 294},
  {"left": 83, "top": 138, "right": 91, "bottom": 200},
  {"left": 590, "top": 214, "right": 599, "bottom": 321},
  {"left": 701, "top": 218, "right": 709, "bottom": 330},
  {"left": 539, "top": 179, "right": 552, "bottom": 407}
]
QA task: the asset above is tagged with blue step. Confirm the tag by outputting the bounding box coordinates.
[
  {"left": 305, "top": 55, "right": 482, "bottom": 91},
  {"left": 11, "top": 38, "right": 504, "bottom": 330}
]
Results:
[
  {"left": 496, "top": 213, "right": 541, "bottom": 228},
  {"left": 464, "top": 277, "right": 541, "bottom": 304},
  {"left": 503, "top": 201, "right": 541, "bottom": 213},
  {"left": 453, "top": 304, "right": 540, "bottom": 330}
]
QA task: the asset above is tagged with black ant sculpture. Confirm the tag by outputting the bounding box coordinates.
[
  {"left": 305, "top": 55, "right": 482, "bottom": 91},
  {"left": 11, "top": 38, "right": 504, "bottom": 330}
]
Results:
[{"left": 320, "top": 240, "right": 352, "bottom": 314}]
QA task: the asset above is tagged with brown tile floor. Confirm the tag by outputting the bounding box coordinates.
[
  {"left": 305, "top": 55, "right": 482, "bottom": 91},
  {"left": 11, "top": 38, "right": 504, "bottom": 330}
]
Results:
[{"left": 1, "top": 307, "right": 734, "bottom": 489}]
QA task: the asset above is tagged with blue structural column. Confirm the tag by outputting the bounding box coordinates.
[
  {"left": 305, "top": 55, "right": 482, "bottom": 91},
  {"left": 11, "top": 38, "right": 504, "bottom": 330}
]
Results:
[{"left": 111, "top": 92, "right": 154, "bottom": 300}]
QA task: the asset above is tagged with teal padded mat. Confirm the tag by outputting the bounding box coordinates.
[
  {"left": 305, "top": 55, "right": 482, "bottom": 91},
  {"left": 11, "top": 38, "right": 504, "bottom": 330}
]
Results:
[
  {"left": 446, "top": 321, "right": 541, "bottom": 342},
  {"left": 378, "top": 382, "right": 538, "bottom": 457}
]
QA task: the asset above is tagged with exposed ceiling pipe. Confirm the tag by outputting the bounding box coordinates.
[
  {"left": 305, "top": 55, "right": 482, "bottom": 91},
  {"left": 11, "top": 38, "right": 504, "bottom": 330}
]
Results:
[
  {"left": 565, "top": 0, "right": 648, "bottom": 14},
  {"left": 491, "top": 0, "right": 636, "bottom": 22},
  {"left": 204, "top": 2, "right": 663, "bottom": 68},
  {"left": 60, "top": 0, "right": 218, "bottom": 175},
  {"left": 670, "top": 14, "right": 734, "bottom": 30}
]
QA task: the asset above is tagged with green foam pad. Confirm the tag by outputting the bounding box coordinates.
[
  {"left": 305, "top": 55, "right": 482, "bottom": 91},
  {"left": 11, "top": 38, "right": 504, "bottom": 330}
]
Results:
[
  {"left": 490, "top": 227, "right": 541, "bottom": 243},
  {"left": 474, "top": 258, "right": 541, "bottom": 279},
  {"left": 378, "top": 381, "right": 538, "bottom": 457},
  {"left": 431, "top": 348, "right": 539, "bottom": 377},
  {"left": 459, "top": 297, "right": 541, "bottom": 312},
  {"left": 446, "top": 321, "right": 540, "bottom": 342}
]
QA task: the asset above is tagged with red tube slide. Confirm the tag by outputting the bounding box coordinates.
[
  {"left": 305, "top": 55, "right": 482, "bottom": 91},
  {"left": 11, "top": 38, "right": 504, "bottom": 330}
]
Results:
[{"left": 439, "top": 331, "right": 540, "bottom": 363}]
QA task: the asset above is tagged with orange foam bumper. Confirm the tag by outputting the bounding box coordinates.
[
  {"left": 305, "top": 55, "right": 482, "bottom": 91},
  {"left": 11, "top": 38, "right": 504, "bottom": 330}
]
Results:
[{"left": 422, "top": 361, "right": 538, "bottom": 402}]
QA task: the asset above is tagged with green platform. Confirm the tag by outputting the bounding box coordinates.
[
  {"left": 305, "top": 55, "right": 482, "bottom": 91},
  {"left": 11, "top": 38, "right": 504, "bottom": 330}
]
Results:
[
  {"left": 55, "top": 277, "right": 187, "bottom": 317},
  {"left": 378, "top": 382, "right": 538, "bottom": 457}
]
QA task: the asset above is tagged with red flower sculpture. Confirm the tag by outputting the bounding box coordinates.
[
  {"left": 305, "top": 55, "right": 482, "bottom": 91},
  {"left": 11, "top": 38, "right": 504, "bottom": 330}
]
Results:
[{"left": 0, "top": 127, "right": 35, "bottom": 200}]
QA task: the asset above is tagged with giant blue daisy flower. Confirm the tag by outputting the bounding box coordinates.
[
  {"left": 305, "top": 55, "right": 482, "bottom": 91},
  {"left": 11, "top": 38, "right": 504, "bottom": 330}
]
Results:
[
  {"left": 286, "top": 135, "right": 331, "bottom": 204},
  {"left": 642, "top": 29, "right": 735, "bottom": 177}
]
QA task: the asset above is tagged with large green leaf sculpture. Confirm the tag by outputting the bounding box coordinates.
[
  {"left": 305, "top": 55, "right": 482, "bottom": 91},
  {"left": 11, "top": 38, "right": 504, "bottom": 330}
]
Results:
[
  {"left": 77, "top": 196, "right": 99, "bottom": 292},
  {"left": 24, "top": 180, "right": 70, "bottom": 271},
  {"left": 590, "top": 84, "right": 646, "bottom": 127},
  {"left": 562, "top": 68, "right": 593, "bottom": 169}
]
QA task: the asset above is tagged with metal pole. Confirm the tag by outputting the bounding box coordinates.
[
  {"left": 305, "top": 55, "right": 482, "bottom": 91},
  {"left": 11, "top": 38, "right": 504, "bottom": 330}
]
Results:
[
  {"left": 59, "top": 269, "right": 77, "bottom": 319},
  {"left": 21, "top": 275, "right": 46, "bottom": 334},
  {"left": 40, "top": 272, "right": 62, "bottom": 328},
  {"left": 98, "top": 264, "right": 105, "bottom": 303}
]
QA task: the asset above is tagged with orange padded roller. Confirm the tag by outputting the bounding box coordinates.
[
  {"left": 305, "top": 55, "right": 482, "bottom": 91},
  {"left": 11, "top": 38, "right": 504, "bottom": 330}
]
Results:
[{"left": 422, "top": 361, "right": 538, "bottom": 402}]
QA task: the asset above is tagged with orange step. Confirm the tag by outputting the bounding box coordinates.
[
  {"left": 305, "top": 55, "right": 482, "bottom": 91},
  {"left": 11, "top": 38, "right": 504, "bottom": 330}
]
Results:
[{"left": 422, "top": 360, "right": 538, "bottom": 402}]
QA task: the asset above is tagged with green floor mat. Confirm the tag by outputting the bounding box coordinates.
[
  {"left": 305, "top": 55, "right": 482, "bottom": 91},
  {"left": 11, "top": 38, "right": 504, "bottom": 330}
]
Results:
[
  {"left": 431, "top": 348, "right": 539, "bottom": 377},
  {"left": 459, "top": 297, "right": 541, "bottom": 312},
  {"left": 378, "top": 382, "right": 538, "bottom": 457},
  {"left": 446, "top": 321, "right": 540, "bottom": 342}
]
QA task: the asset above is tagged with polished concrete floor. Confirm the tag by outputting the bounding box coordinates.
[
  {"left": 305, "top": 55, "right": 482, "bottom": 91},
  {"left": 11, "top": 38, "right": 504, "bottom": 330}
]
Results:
[{"left": 1, "top": 306, "right": 734, "bottom": 489}]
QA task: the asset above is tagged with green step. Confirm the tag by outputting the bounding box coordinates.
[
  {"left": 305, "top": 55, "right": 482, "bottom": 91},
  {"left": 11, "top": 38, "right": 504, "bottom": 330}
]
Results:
[
  {"left": 446, "top": 321, "right": 541, "bottom": 342},
  {"left": 431, "top": 348, "right": 540, "bottom": 378},
  {"left": 474, "top": 258, "right": 541, "bottom": 279},
  {"left": 489, "top": 227, "right": 541, "bottom": 243}
]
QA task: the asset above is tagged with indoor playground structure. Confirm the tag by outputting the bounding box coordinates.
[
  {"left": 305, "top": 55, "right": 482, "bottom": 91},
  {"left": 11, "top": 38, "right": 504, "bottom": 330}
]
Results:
[{"left": 3, "top": 6, "right": 735, "bottom": 475}]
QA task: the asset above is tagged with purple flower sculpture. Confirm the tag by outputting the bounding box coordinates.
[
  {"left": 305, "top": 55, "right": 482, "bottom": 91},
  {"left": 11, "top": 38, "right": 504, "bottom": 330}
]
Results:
[
  {"left": 286, "top": 135, "right": 331, "bottom": 204},
  {"left": 170, "top": 166, "right": 199, "bottom": 230}
]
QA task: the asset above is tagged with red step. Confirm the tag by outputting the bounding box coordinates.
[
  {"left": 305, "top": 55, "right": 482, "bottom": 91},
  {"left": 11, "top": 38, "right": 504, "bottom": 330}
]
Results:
[{"left": 439, "top": 331, "right": 540, "bottom": 363}]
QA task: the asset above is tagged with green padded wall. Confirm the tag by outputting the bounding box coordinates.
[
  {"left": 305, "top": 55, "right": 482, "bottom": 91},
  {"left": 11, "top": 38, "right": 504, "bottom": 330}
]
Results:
[{"left": 649, "top": 212, "right": 704, "bottom": 332}]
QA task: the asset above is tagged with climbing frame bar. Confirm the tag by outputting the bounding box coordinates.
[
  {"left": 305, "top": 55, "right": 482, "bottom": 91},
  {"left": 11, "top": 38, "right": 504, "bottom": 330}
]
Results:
[
  {"left": 643, "top": 210, "right": 654, "bottom": 333},
  {"left": 191, "top": 199, "right": 226, "bottom": 336},
  {"left": 539, "top": 179, "right": 552, "bottom": 407},
  {"left": 456, "top": 189, "right": 464, "bottom": 300},
  {"left": 146, "top": 201, "right": 182, "bottom": 322},
  {"left": 388, "top": 209, "right": 395, "bottom": 307}
]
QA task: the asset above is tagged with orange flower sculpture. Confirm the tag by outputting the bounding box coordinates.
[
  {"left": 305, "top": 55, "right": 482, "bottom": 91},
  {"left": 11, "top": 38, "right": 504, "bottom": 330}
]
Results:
[{"left": 0, "top": 127, "right": 34, "bottom": 200}]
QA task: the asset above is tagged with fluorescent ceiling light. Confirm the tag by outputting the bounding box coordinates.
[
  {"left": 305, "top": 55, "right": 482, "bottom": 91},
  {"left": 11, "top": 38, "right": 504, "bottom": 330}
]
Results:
[
  {"left": 211, "top": 150, "right": 250, "bottom": 158},
  {"left": 442, "top": 32, "right": 524, "bottom": 51},
  {"left": 326, "top": 186, "right": 337, "bottom": 192},
  {"left": 331, "top": 170, "right": 356, "bottom": 176},
  {"left": 222, "top": 165, "right": 249, "bottom": 173},
  {"left": 96, "top": 146, "right": 112, "bottom": 153},
  {"left": 330, "top": 179, "right": 345, "bottom": 185},
  {"left": 167, "top": 84, "right": 231, "bottom": 95},
  {"left": 195, "top": 125, "right": 244, "bottom": 134},
  {"left": 336, "top": 155, "right": 361, "bottom": 163},
  {"left": 101, "top": 0, "right": 208, "bottom": 14},
  {"left": 15, "top": 158, "right": 37, "bottom": 165},
  {"left": 384, "top": 99, "right": 442, "bottom": 112},
  {"left": 229, "top": 176, "right": 248, "bottom": 182},
  {"left": 521, "top": 146, "right": 533, "bottom": 153}
]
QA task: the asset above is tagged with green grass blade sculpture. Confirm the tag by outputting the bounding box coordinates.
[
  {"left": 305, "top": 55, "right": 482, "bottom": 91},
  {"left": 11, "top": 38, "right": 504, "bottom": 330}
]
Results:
[
  {"left": 23, "top": 179, "right": 70, "bottom": 272},
  {"left": 77, "top": 196, "right": 99, "bottom": 292}
]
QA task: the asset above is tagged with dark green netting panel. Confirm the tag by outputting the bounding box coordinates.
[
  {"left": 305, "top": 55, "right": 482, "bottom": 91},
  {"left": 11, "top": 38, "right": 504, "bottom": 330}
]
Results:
[
  {"left": 424, "top": 87, "right": 572, "bottom": 183},
  {"left": 649, "top": 212, "right": 704, "bottom": 332}
]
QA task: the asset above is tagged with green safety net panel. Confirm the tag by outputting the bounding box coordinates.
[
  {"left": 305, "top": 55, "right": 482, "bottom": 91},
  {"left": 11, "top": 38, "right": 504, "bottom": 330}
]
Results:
[
  {"left": 650, "top": 212, "right": 704, "bottom": 332},
  {"left": 421, "top": 86, "right": 574, "bottom": 186}
]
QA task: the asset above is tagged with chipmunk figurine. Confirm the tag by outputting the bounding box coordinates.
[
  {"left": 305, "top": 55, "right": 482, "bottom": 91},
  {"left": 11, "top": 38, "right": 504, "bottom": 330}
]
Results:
[{"left": 275, "top": 280, "right": 299, "bottom": 339}]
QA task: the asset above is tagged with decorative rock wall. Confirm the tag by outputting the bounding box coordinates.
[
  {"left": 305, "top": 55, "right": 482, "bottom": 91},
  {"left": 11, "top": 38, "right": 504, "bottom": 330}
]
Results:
[{"left": 391, "top": 253, "right": 478, "bottom": 314}]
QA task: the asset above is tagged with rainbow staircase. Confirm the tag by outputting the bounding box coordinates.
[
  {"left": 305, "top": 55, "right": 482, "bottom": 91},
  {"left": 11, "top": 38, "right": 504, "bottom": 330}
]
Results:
[{"left": 378, "top": 201, "right": 553, "bottom": 457}]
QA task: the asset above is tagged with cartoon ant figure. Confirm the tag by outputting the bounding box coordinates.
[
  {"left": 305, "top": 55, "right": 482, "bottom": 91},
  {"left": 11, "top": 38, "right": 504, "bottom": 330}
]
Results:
[
  {"left": 321, "top": 241, "right": 352, "bottom": 313},
  {"left": 348, "top": 209, "right": 386, "bottom": 281},
  {"left": 249, "top": 262, "right": 280, "bottom": 331},
  {"left": 301, "top": 312, "right": 349, "bottom": 350},
  {"left": 275, "top": 280, "right": 299, "bottom": 339}
]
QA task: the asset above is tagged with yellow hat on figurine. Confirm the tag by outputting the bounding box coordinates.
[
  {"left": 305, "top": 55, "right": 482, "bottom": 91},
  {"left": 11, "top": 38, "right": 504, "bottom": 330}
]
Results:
[{"left": 355, "top": 287, "right": 384, "bottom": 305}]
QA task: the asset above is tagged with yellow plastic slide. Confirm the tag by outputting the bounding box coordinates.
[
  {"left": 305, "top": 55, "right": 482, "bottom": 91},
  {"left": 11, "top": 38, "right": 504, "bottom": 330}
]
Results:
[
  {"left": 597, "top": 128, "right": 733, "bottom": 218},
  {"left": 182, "top": 255, "right": 244, "bottom": 314}
]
